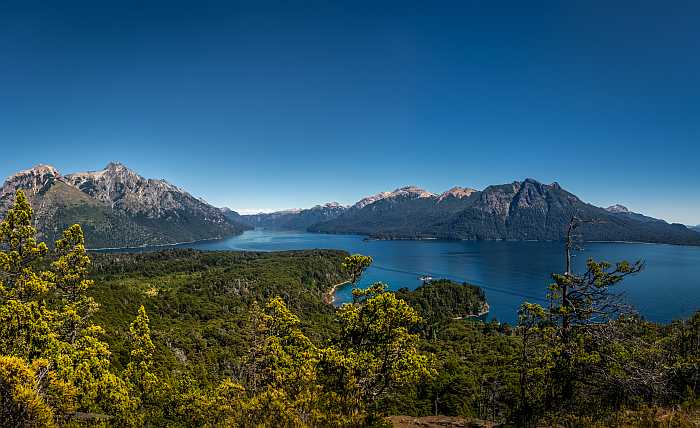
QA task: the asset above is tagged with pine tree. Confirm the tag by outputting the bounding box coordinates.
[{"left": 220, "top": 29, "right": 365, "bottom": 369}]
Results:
[
  {"left": 0, "top": 355, "right": 56, "bottom": 427},
  {"left": 125, "top": 305, "right": 158, "bottom": 402},
  {"left": 0, "top": 191, "right": 137, "bottom": 426},
  {"left": 341, "top": 254, "right": 372, "bottom": 289},
  {"left": 51, "top": 224, "right": 98, "bottom": 345},
  {"left": 0, "top": 191, "right": 55, "bottom": 360}
]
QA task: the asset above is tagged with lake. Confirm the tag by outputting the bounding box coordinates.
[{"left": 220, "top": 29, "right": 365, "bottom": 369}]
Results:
[{"left": 126, "top": 229, "right": 700, "bottom": 324}]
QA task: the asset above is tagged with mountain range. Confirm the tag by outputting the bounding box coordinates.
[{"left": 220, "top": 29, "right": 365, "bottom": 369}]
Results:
[
  {"left": 2, "top": 164, "right": 698, "bottom": 248},
  {"left": 0, "top": 163, "right": 250, "bottom": 248},
  {"left": 241, "top": 180, "right": 700, "bottom": 246}
]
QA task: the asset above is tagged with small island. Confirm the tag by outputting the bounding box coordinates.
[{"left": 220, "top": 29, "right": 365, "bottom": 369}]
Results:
[{"left": 395, "top": 279, "right": 489, "bottom": 322}]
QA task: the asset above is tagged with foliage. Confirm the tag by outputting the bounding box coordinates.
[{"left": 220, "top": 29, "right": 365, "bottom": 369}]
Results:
[
  {"left": 341, "top": 254, "right": 373, "bottom": 288},
  {"left": 319, "top": 282, "right": 435, "bottom": 424},
  {"left": 395, "top": 279, "right": 487, "bottom": 338},
  {"left": 3, "top": 191, "right": 700, "bottom": 427},
  {"left": 0, "top": 355, "right": 56, "bottom": 427},
  {"left": 0, "top": 191, "right": 136, "bottom": 426}
]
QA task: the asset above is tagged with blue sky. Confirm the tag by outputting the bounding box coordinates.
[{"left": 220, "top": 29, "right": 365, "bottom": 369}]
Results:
[{"left": 1, "top": 1, "right": 698, "bottom": 224}]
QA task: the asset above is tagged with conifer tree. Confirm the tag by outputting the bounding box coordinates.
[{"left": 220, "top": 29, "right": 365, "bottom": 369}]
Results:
[
  {"left": 0, "top": 191, "right": 54, "bottom": 360},
  {"left": 0, "top": 191, "right": 137, "bottom": 426},
  {"left": 0, "top": 355, "right": 56, "bottom": 427},
  {"left": 323, "top": 282, "right": 434, "bottom": 421},
  {"left": 51, "top": 224, "right": 98, "bottom": 345},
  {"left": 341, "top": 254, "right": 372, "bottom": 289},
  {"left": 125, "top": 305, "right": 158, "bottom": 404}
]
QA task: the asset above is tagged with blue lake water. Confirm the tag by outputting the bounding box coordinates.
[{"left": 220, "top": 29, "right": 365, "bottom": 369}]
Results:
[{"left": 128, "top": 229, "right": 700, "bottom": 324}]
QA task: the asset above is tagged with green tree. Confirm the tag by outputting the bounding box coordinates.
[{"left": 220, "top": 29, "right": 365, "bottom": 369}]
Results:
[
  {"left": 245, "top": 296, "right": 322, "bottom": 426},
  {"left": 52, "top": 324, "right": 135, "bottom": 424},
  {"left": 0, "top": 355, "right": 56, "bottom": 427},
  {"left": 51, "top": 224, "right": 98, "bottom": 345},
  {"left": 320, "top": 282, "right": 434, "bottom": 424},
  {"left": 515, "top": 218, "right": 645, "bottom": 423},
  {"left": 341, "top": 254, "right": 373, "bottom": 289},
  {"left": 514, "top": 303, "right": 557, "bottom": 425},
  {"left": 125, "top": 305, "right": 158, "bottom": 420},
  {"left": 0, "top": 191, "right": 50, "bottom": 300},
  {"left": 0, "top": 190, "right": 138, "bottom": 426},
  {"left": 0, "top": 191, "right": 55, "bottom": 360}
]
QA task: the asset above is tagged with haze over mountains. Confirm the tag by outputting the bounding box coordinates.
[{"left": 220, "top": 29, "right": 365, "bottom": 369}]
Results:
[
  {"left": 0, "top": 163, "right": 250, "bottom": 248},
  {"left": 1, "top": 163, "right": 699, "bottom": 248}
]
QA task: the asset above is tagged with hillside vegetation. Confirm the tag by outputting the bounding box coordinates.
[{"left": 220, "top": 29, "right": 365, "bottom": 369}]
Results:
[
  {"left": 2, "top": 190, "right": 700, "bottom": 427},
  {"left": 0, "top": 164, "right": 250, "bottom": 248},
  {"left": 243, "top": 180, "right": 700, "bottom": 246}
]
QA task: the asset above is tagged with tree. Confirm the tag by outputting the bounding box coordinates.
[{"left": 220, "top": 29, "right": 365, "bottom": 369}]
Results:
[
  {"left": 51, "top": 224, "right": 98, "bottom": 345},
  {"left": 320, "top": 282, "right": 434, "bottom": 423},
  {"left": 0, "top": 191, "right": 50, "bottom": 301},
  {"left": 0, "top": 191, "right": 55, "bottom": 360},
  {"left": 52, "top": 324, "right": 135, "bottom": 424},
  {"left": 668, "top": 312, "right": 700, "bottom": 398},
  {"left": 548, "top": 258, "right": 643, "bottom": 341},
  {"left": 0, "top": 355, "right": 55, "bottom": 428},
  {"left": 125, "top": 305, "right": 158, "bottom": 415},
  {"left": 243, "top": 297, "right": 322, "bottom": 426},
  {"left": 0, "top": 190, "right": 138, "bottom": 426},
  {"left": 241, "top": 300, "right": 266, "bottom": 396},
  {"left": 515, "top": 217, "right": 645, "bottom": 422},
  {"left": 341, "top": 254, "right": 372, "bottom": 289},
  {"left": 515, "top": 303, "right": 556, "bottom": 425}
]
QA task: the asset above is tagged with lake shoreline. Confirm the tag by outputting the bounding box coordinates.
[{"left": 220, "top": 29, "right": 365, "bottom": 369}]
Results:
[
  {"left": 88, "top": 228, "right": 700, "bottom": 324},
  {"left": 316, "top": 229, "right": 700, "bottom": 248},
  {"left": 86, "top": 233, "right": 244, "bottom": 252},
  {"left": 323, "top": 280, "right": 351, "bottom": 305},
  {"left": 92, "top": 227, "right": 700, "bottom": 251}
]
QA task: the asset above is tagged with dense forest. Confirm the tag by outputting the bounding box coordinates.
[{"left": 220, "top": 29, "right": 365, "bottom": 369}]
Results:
[{"left": 2, "top": 189, "right": 700, "bottom": 427}]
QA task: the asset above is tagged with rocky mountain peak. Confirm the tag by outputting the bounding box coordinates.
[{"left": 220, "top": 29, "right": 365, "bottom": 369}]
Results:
[
  {"left": 352, "top": 191, "right": 394, "bottom": 210},
  {"left": 316, "top": 202, "right": 345, "bottom": 210},
  {"left": 1, "top": 164, "right": 62, "bottom": 197},
  {"left": 438, "top": 186, "right": 477, "bottom": 201},
  {"left": 389, "top": 186, "right": 435, "bottom": 199},
  {"left": 64, "top": 161, "right": 222, "bottom": 221},
  {"left": 517, "top": 178, "right": 564, "bottom": 193},
  {"left": 105, "top": 161, "right": 124, "bottom": 169},
  {"left": 351, "top": 186, "right": 435, "bottom": 210},
  {"left": 519, "top": 178, "right": 547, "bottom": 191},
  {"left": 1, "top": 162, "right": 250, "bottom": 248},
  {"left": 606, "top": 204, "right": 630, "bottom": 214}
]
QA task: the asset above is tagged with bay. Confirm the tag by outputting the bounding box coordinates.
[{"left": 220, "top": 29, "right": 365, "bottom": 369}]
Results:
[{"left": 113, "top": 229, "right": 700, "bottom": 324}]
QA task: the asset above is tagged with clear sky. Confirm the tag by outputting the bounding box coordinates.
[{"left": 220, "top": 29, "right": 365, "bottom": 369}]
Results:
[{"left": 1, "top": 1, "right": 698, "bottom": 224}]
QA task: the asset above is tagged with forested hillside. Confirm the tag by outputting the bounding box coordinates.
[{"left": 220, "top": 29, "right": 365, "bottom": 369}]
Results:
[
  {"left": 88, "top": 248, "right": 350, "bottom": 379},
  {"left": 0, "top": 163, "right": 250, "bottom": 248},
  {"left": 2, "top": 190, "right": 700, "bottom": 427},
  {"left": 311, "top": 179, "right": 700, "bottom": 246}
]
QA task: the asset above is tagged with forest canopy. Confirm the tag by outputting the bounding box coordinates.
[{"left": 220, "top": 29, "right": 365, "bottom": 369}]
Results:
[{"left": 1, "top": 190, "right": 700, "bottom": 427}]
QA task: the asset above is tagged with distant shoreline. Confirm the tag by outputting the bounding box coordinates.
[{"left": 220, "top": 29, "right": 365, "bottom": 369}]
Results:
[
  {"left": 88, "top": 228, "right": 700, "bottom": 252},
  {"left": 357, "top": 233, "right": 700, "bottom": 248},
  {"left": 86, "top": 235, "right": 229, "bottom": 252}
]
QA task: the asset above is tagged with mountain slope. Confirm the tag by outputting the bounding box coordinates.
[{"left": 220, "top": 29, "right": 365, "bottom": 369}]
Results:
[
  {"left": 0, "top": 163, "right": 250, "bottom": 248},
  {"left": 241, "top": 202, "right": 348, "bottom": 230},
  {"left": 308, "top": 186, "right": 476, "bottom": 237},
  {"left": 310, "top": 179, "right": 700, "bottom": 245}
]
